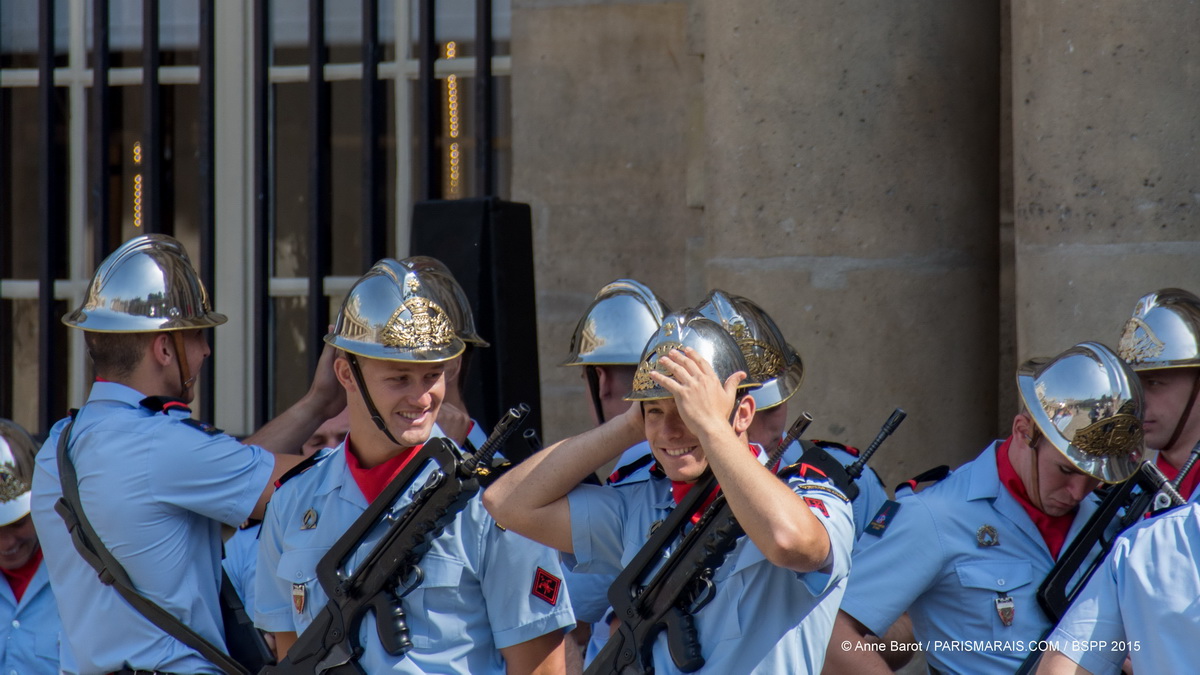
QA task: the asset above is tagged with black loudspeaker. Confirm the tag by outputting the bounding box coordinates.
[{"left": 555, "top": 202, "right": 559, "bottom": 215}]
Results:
[{"left": 410, "top": 197, "right": 541, "bottom": 437}]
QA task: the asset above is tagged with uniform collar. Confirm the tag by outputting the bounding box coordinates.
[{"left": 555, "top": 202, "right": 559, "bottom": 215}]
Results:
[
  {"left": 0, "top": 556, "right": 49, "bottom": 609},
  {"left": 966, "top": 440, "right": 1004, "bottom": 502},
  {"left": 85, "top": 380, "right": 147, "bottom": 407}
]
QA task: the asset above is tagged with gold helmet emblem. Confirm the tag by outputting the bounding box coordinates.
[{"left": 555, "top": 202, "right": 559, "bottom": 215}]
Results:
[{"left": 383, "top": 296, "right": 456, "bottom": 350}]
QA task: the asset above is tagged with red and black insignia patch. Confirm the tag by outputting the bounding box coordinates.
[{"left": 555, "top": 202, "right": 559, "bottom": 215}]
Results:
[
  {"left": 531, "top": 567, "right": 562, "bottom": 606},
  {"left": 803, "top": 496, "right": 829, "bottom": 518}
]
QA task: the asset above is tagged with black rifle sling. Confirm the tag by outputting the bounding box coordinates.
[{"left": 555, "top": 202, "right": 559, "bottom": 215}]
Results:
[{"left": 54, "top": 418, "right": 250, "bottom": 675}]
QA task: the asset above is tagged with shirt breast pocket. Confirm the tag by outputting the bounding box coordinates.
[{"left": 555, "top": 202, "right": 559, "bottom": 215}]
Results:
[
  {"left": 404, "top": 554, "right": 470, "bottom": 650},
  {"left": 276, "top": 547, "right": 326, "bottom": 630},
  {"left": 954, "top": 560, "right": 1034, "bottom": 632}
]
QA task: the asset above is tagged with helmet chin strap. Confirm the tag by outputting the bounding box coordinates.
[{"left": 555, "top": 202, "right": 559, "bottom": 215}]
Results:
[
  {"left": 346, "top": 353, "right": 403, "bottom": 446},
  {"left": 585, "top": 366, "right": 606, "bottom": 424},
  {"left": 170, "top": 332, "right": 196, "bottom": 398},
  {"left": 1163, "top": 369, "right": 1200, "bottom": 454},
  {"left": 1025, "top": 429, "right": 1046, "bottom": 513}
]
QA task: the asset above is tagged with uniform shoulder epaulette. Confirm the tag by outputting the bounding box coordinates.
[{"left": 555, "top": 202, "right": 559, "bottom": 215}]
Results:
[
  {"left": 607, "top": 454, "right": 655, "bottom": 485},
  {"left": 810, "top": 439, "right": 860, "bottom": 457},
  {"left": 274, "top": 451, "right": 330, "bottom": 489},
  {"left": 894, "top": 465, "right": 951, "bottom": 494},
  {"left": 139, "top": 396, "right": 192, "bottom": 415}
]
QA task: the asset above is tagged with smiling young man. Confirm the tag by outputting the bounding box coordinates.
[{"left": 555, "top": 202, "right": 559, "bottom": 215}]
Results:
[
  {"left": 29, "top": 235, "right": 346, "bottom": 675},
  {"left": 485, "top": 310, "right": 855, "bottom": 673},
  {"left": 0, "top": 419, "right": 63, "bottom": 674},
  {"left": 1116, "top": 288, "right": 1200, "bottom": 502},
  {"left": 254, "top": 258, "right": 575, "bottom": 674},
  {"left": 826, "top": 343, "right": 1145, "bottom": 675}
]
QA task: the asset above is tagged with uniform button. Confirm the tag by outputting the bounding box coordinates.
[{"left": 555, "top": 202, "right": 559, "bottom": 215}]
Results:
[
  {"left": 296, "top": 572, "right": 303, "bottom": 579},
  {"left": 9, "top": 620, "right": 17, "bottom": 628},
  {"left": 997, "top": 579, "right": 1005, "bottom": 586}
]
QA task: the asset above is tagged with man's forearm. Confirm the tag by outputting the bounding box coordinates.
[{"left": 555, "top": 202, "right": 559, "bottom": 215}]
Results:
[
  {"left": 699, "top": 423, "right": 831, "bottom": 572},
  {"left": 823, "top": 612, "right": 894, "bottom": 675},
  {"left": 484, "top": 412, "right": 642, "bottom": 551}
]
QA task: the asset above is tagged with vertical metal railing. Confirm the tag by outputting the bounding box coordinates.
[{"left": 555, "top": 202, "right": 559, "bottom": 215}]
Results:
[
  {"left": 362, "top": 0, "right": 386, "bottom": 268},
  {"left": 0, "top": 10, "right": 11, "bottom": 421},
  {"left": 198, "top": 0, "right": 217, "bottom": 418},
  {"left": 306, "top": 0, "right": 332, "bottom": 376},
  {"left": 37, "top": 0, "right": 69, "bottom": 433},
  {"left": 252, "top": 0, "right": 273, "bottom": 428},
  {"left": 418, "top": 0, "right": 439, "bottom": 201},
  {"left": 90, "top": 0, "right": 113, "bottom": 270},
  {"left": 141, "top": 0, "right": 163, "bottom": 235},
  {"left": 475, "top": 0, "right": 494, "bottom": 197}
]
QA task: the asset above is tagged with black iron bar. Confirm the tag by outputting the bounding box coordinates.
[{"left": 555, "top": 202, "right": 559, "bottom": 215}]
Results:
[
  {"left": 362, "top": 0, "right": 386, "bottom": 267},
  {"left": 142, "top": 0, "right": 162, "bottom": 234},
  {"left": 474, "top": 0, "right": 493, "bottom": 196},
  {"left": 198, "top": 0, "right": 217, "bottom": 418},
  {"left": 91, "top": 0, "right": 112, "bottom": 268},
  {"left": 252, "top": 0, "right": 272, "bottom": 426},
  {"left": 37, "top": 0, "right": 67, "bottom": 433},
  {"left": 418, "top": 0, "right": 439, "bottom": 200},
  {"left": 307, "top": 0, "right": 331, "bottom": 376}
]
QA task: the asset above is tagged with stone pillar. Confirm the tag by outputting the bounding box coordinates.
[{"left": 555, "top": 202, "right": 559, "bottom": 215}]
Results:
[
  {"left": 699, "top": 0, "right": 1002, "bottom": 486},
  {"left": 510, "top": 2, "right": 703, "bottom": 439},
  {"left": 1012, "top": 1, "right": 1200, "bottom": 360}
]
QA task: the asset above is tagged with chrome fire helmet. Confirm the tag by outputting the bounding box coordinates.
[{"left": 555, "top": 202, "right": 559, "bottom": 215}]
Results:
[
  {"left": 1117, "top": 288, "right": 1200, "bottom": 371},
  {"left": 561, "top": 279, "right": 671, "bottom": 367},
  {"left": 401, "top": 256, "right": 489, "bottom": 347},
  {"left": 0, "top": 419, "right": 34, "bottom": 527},
  {"left": 1017, "top": 342, "right": 1144, "bottom": 483},
  {"left": 326, "top": 258, "right": 466, "bottom": 363},
  {"left": 63, "top": 234, "right": 226, "bottom": 332},
  {"left": 626, "top": 310, "right": 761, "bottom": 402},
  {"left": 695, "top": 289, "right": 803, "bottom": 411}
]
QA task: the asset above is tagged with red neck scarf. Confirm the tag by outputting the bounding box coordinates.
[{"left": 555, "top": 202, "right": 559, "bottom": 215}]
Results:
[
  {"left": 1156, "top": 452, "right": 1200, "bottom": 503},
  {"left": 667, "top": 444, "right": 762, "bottom": 523},
  {"left": 996, "top": 437, "right": 1075, "bottom": 559},
  {"left": 345, "top": 435, "right": 423, "bottom": 504},
  {"left": 2, "top": 548, "right": 42, "bottom": 603}
]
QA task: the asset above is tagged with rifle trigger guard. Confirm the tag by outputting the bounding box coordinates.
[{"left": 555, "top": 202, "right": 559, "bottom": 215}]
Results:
[
  {"left": 396, "top": 565, "right": 424, "bottom": 598},
  {"left": 687, "top": 575, "right": 716, "bottom": 613}
]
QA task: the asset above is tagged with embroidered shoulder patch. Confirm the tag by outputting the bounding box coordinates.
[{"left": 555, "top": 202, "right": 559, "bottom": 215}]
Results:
[
  {"left": 803, "top": 496, "right": 829, "bottom": 518},
  {"left": 181, "top": 418, "right": 223, "bottom": 436},
  {"left": 531, "top": 567, "right": 562, "bottom": 606},
  {"left": 865, "top": 499, "right": 902, "bottom": 537}
]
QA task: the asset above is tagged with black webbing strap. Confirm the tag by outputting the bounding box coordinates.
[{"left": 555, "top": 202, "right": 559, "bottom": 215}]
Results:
[{"left": 54, "top": 418, "right": 250, "bottom": 675}]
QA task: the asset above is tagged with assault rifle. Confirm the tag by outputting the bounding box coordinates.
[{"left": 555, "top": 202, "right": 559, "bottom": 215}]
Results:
[
  {"left": 1013, "top": 459, "right": 1186, "bottom": 675},
  {"left": 262, "top": 404, "right": 530, "bottom": 675},
  {"left": 588, "top": 409, "right": 905, "bottom": 674}
]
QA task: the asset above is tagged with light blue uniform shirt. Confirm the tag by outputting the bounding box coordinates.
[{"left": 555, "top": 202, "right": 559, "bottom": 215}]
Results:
[
  {"left": 30, "top": 381, "right": 274, "bottom": 675},
  {"left": 605, "top": 441, "right": 654, "bottom": 484},
  {"left": 567, "top": 459, "right": 854, "bottom": 674},
  {"left": 1048, "top": 502, "right": 1200, "bottom": 675},
  {"left": 223, "top": 522, "right": 261, "bottom": 613},
  {"left": 840, "top": 441, "right": 1104, "bottom": 674},
  {"left": 255, "top": 442, "right": 576, "bottom": 674},
  {"left": 0, "top": 560, "right": 63, "bottom": 674},
  {"left": 779, "top": 438, "right": 890, "bottom": 539}
]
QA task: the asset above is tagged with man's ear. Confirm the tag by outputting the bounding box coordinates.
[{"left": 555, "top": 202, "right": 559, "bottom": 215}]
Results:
[
  {"left": 1011, "top": 412, "right": 1035, "bottom": 450},
  {"left": 732, "top": 394, "right": 756, "bottom": 435},
  {"left": 333, "top": 355, "right": 357, "bottom": 393},
  {"left": 149, "top": 333, "right": 174, "bottom": 367}
]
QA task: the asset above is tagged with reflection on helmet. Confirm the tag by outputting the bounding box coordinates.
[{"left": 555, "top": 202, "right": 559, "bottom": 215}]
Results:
[
  {"left": 63, "top": 234, "right": 227, "bottom": 332},
  {"left": 695, "top": 289, "right": 803, "bottom": 411},
  {"left": 401, "top": 256, "right": 489, "bottom": 347},
  {"left": 625, "top": 310, "right": 761, "bottom": 402},
  {"left": 561, "top": 279, "right": 671, "bottom": 367},
  {"left": 1017, "top": 342, "right": 1144, "bottom": 483},
  {"left": 326, "top": 258, "right": 466, "bottom": 362},
  {"left": 1117, "top": 288, "right": 1200, "bottom": 371}
]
